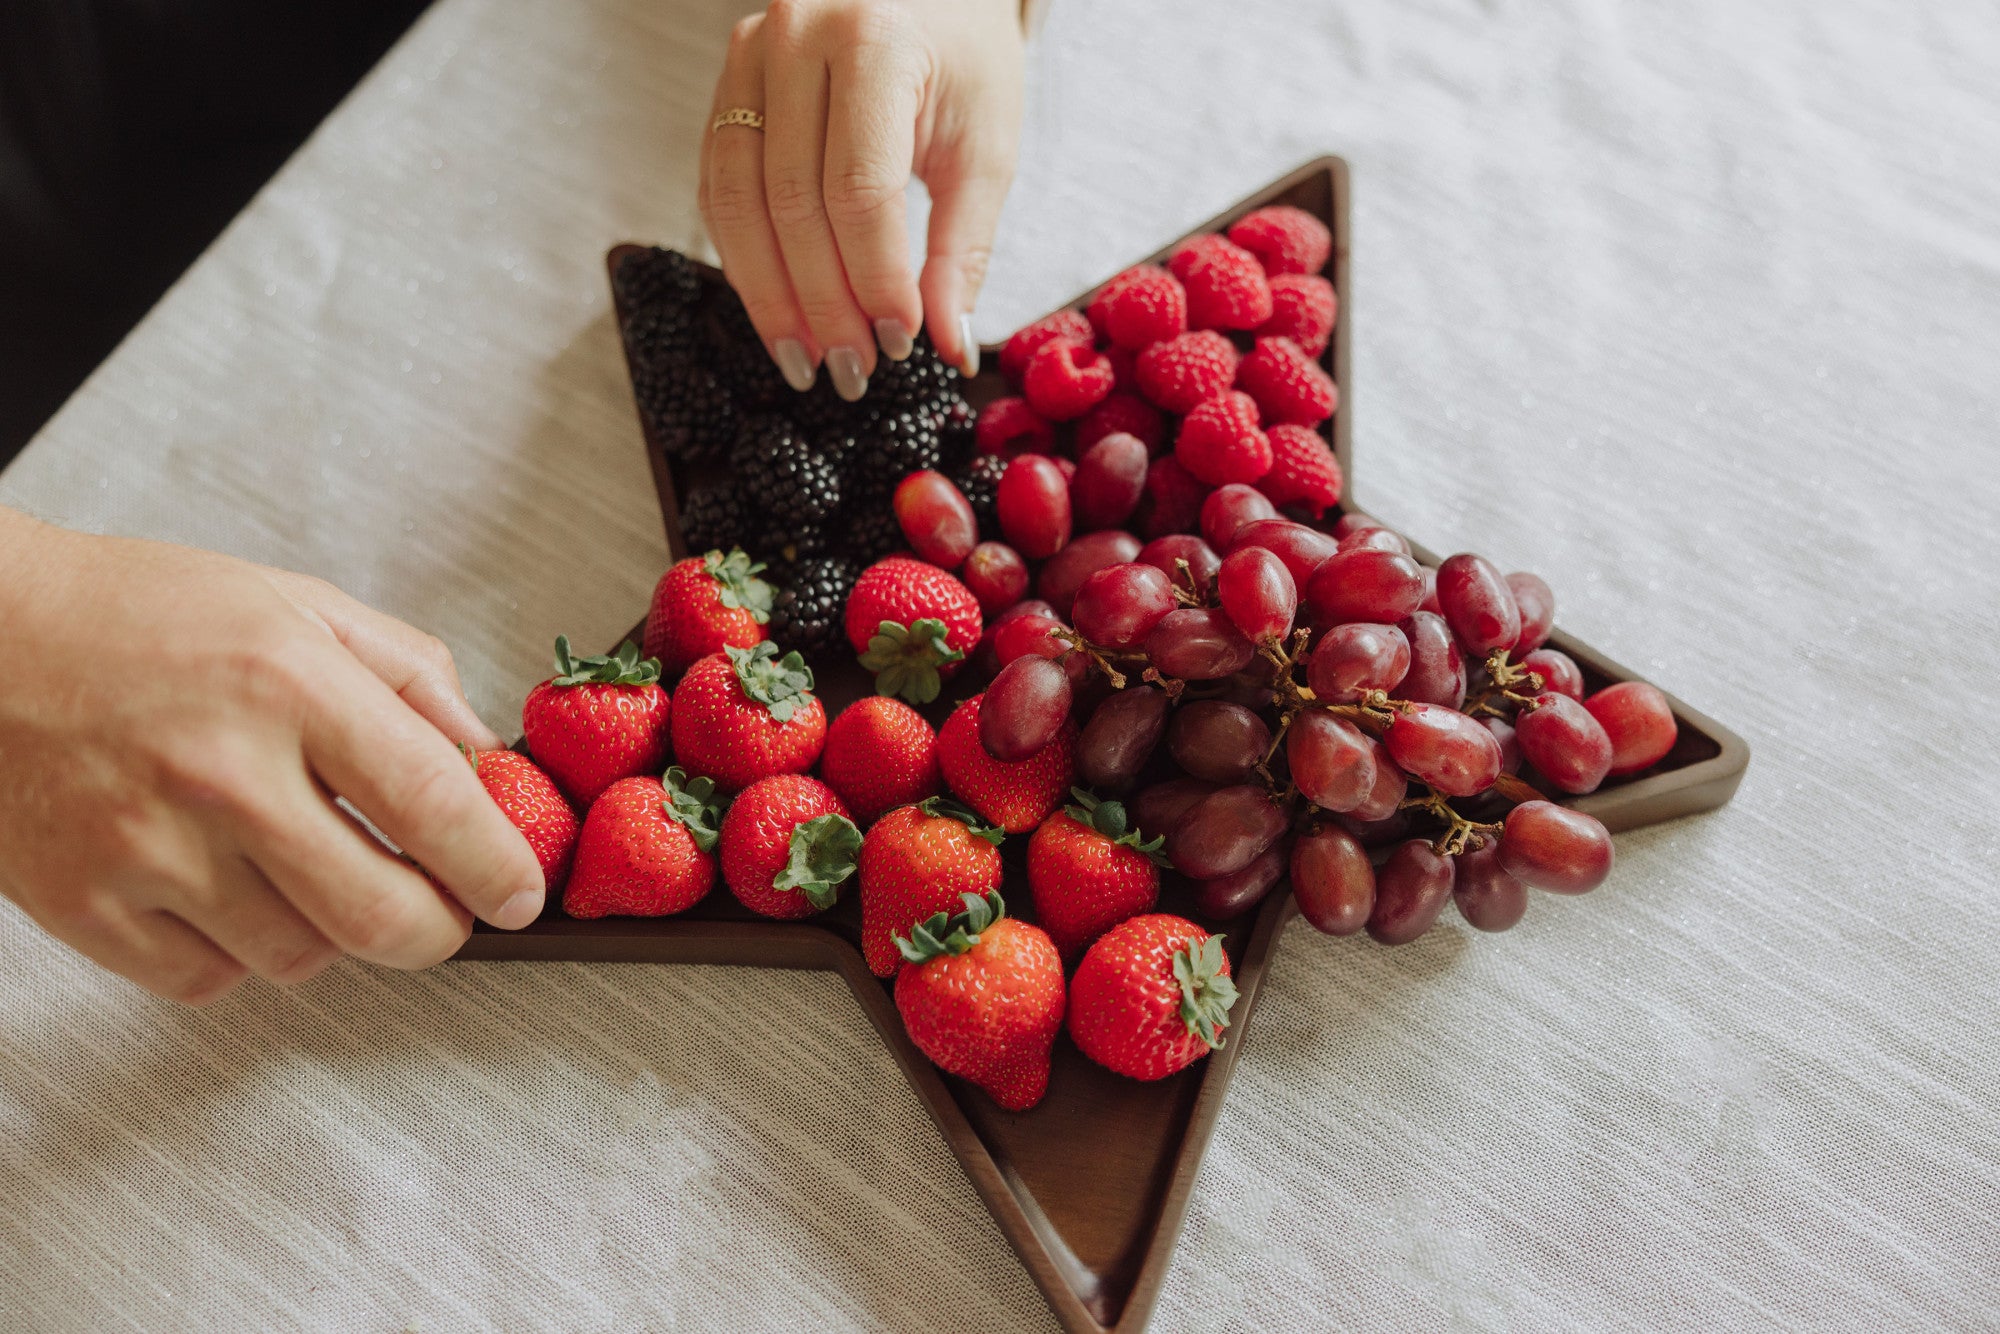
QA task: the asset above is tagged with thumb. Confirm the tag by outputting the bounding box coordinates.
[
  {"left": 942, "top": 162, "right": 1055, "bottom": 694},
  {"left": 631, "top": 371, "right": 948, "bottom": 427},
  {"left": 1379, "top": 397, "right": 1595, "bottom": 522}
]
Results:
[{"left": 918, "top": 135, "right": 1016, "bottom": 378}]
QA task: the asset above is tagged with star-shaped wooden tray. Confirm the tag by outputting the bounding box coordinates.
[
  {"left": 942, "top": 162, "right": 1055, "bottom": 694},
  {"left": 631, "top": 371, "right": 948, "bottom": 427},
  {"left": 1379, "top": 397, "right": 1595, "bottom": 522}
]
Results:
[{"left": 450, "top": 157, "right": 1748, "bottom": 1334}]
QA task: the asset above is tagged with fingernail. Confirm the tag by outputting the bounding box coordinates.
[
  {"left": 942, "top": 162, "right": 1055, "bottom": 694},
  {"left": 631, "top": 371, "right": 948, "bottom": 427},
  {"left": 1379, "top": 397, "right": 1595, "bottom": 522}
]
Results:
[
  {"left": 773, "top": 339, "right": 815, "bottom": 392},
  {"left": 827, "top": 346, "right": 869, "bottom": 402},
  {"left": 956, "top": 313, "right": 980, "bottom": 378},
  {"left": 874, "top": 318, "right": 914, "bottom": 362},
  {"left": 494, "top": 888, "right": 544, "bottom": 931}
]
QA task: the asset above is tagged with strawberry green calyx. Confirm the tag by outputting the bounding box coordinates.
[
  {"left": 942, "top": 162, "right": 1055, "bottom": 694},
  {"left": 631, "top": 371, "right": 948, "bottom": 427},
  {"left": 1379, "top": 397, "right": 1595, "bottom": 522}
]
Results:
[
  {"left": 859, "top": 617, "right": 965, "bottom": 705},
  {"left": 1064, "top": 787, "right": 1170, "bottom": 866},
  {"left": 1172, "top": 934, "right": 1240, "bottom": 1050},
  {"left": 775, "top": 813, "right": 862, "bottom": 910},
  {"left": 894, "top": 889, "right": 1006, "bottom": 965},
  {"left": 550, "top": 635, "right": 662, "bottom": 687},
  {"left": 725, "top": 641, "right": 816, "bottom": 721},
  {"left": 661, "top": 766, "right": 727, "bottom": 852},
  {"left": 703, "top": 548, "right": 775, "bottom": 624},
  {"left": 915, "top": 795, "right": 1005, "bottom": 846}
]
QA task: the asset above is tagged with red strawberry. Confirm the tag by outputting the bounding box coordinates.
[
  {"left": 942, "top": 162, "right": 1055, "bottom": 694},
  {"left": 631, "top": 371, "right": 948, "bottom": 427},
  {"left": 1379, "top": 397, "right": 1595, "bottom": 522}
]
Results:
[
  {"left": 974, "top": 396, "right": 1057, "bottom": 457},
  {"left": 1168, "top": 234, "right": 1273, "bottom": 331},
  {"left": 893, "top": 890, "right": 1065, "bottom": 1111},
  {"left": 1021, "top": 339, "right": 1115, "bottom": 422},
  {"left": 1227, "top": 204, "right": 1333, "bottom": 277},
  {"left": 1175, "top": 391, "right": 1273, "bottom": 486},
  {"left": 1235, "top": 336, "right": 1337, "bottom": 427},
  {"left": 1068, "top": 914, "right": 1238, "bottom": 1081},
  {"left": 643, "top": 547, "right": 773, "bottom": 675},
  {"left": 820, "top": 695, "right": 942, "bottom": 826},
  {"left": 1090, "top": 264, "right": 1187, "bottom": 350},
  {"left": 1134, "top": 330, "right": 1239, "bottom": 414},
  {"left": 563, "top": 768, "right": 721, "bottom": 918},
  {"left": 1076, "top": 392, "right": 1165, "bottom": 454},
  {"left": 1028, "top": 789, "right": 1166, "bottom": 959},
  {"left": 1135, "top": 454, "right": 1209, "bottom": 538},
  {"left": 937, "top": 694, "right": 1076, "bottom": 834},
  {"left": 468, "top": 748, "right": 580, "bottom": 894},
  {"left": 845, "top": 556, "right": 984, "bottom": 704},
  {"left": 669, "top": 643, "right": 826, "bottom": 792},
  {"left": 859, "top": 797, "right": 1005, "bottom": 977},
  {"left": 521, "top": 637, "right": 672, "bottom": 806},
  {"left": 720, "top": 774, "right": 860, "bottom": 919},
  {"left": 1259, "top": 273, "right": 1337, "bottom": 356},
  {"left": 1000, "top": 309, "right": 1094, "bottom": 384},
  {"left": 1257, "top": 424, "right": 1344, "bottom": 518}
]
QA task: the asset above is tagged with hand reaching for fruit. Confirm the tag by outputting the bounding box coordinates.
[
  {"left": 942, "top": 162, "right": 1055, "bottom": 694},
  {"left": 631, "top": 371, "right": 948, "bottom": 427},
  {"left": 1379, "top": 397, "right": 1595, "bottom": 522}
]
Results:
[{"left": 0, "top": 507, "right": 544, "bottom": 1005}]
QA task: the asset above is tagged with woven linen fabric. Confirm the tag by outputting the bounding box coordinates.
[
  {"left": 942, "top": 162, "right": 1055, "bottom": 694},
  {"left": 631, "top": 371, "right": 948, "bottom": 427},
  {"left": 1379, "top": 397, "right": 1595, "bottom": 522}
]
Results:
[{"left": 5, "top": 0, "right": 2000, "bottom": 1329}]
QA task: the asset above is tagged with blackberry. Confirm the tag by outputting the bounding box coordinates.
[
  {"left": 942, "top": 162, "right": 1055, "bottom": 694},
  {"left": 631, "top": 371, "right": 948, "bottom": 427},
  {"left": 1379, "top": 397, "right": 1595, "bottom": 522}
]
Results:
[
  {"left": 613, "top": 246, "right": 702, "bottom": 312},
  {"left": 624, "top": 302, "right": 699, "bottom": 370},
  {"left": 871, "top": 333, "right": 961, "bottom": 412},
  {"left": 938, "top": 395, "right": 977, "bottom": 470},
  {"left": 732, "top": 416, "right": 843, "bottom": 526},
  {"left": 949, "top": 451, "right": 1006, "bottom": 540},
  {"left": 636, "top": 355, "right": 737, "bottom": 462},
  {"left": 680, "top": 481, "right": 753, "bottom": 554},
  {"left": 705, "top": 294, "right": 789, "bottom": 411},
  {"left": 842, "top": 504, "right": 905, "bottom": 564},
  {"left": 791, "top": 377, "right": 860, "bottom": 439},
  {"left": 851, "top": 405, "right": 946, "bottom": 497},
  {"left": 768, "top": 555, "right": 861, "bottom": 663}
]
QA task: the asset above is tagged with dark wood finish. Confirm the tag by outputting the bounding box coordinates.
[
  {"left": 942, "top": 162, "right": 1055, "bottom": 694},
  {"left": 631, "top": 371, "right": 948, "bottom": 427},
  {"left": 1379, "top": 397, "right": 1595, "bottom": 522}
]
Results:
[{"left": 449, "top": 156, "right": 1747, "bottom": 1333}]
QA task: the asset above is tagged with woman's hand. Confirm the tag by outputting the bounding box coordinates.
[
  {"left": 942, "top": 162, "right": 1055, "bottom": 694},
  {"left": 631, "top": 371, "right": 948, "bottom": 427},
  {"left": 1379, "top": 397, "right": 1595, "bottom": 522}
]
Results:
[
  {"left": 0, "top": 509, "right": 543, "bottom": 1005},
  {"left": 699, "top": 0, "right": 1025, "bottom": 400}
]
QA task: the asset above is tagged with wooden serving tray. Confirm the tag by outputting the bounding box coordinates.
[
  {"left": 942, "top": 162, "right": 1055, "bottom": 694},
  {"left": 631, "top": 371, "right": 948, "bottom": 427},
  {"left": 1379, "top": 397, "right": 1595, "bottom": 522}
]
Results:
[{"left": 450, "top": 157, "right": 1748, "bottom": 1333}]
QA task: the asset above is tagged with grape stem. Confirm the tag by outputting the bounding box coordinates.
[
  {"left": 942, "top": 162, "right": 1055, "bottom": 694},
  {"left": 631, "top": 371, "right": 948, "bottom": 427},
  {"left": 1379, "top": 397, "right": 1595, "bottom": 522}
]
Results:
[
  {"left": 1398, "top": 784, "right": 1504, "bottom": 858},
  {"left": 1170, "top": 558, "right": 1207, "bottom": 607},
  {"left": 1462, "top": 650, "right": 1545, "bottom": 717},
  {"left": 1050, "top": 628, "right": 1134, "bottom": 689}
]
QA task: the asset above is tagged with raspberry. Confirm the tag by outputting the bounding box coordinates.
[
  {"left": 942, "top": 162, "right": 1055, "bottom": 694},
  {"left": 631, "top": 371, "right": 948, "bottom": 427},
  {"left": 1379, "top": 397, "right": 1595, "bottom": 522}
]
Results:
[
  {"left": 1235, "top": 336, "right": 1338, "bottom": 427},
  {"left": 1000, "top": 309, "right": 1094, "bottom": 385},
  {"left": 1227, "top": 205, "right": 1333, "bottom": 277},
  {"left": 1169, "top": 234, "right": 1273, "bottom": 332},
  {"left": 1022, "top": 339, "right": 1116, "bottom": 422},
  {"left": 1076, "top": 392, "right": 1165, "bottom": 454},
  {"left": 1106, "top": 345, "right": 1139, "bottom": 394},
  {"left": 1089, "top": 265, "right": 1187, "bottom": 350},
  {"left": 1175, "top": 391, "right": 1272, "bottom": 487},
  {"left": 975, "top": 396, "right": 1056, "bottom": 457},
  {"left": 1257, "top": 424, "right": 1343, "bottom": 518},
  {"left": 1259, "top": 273, "right": 1337, "bottom": 356},
  {"left": 1134, "top": 330, "right": 1239, "bottom": 414},
  {"left": 1135, "top": 454, "right": 1208, "bottom": 538}
]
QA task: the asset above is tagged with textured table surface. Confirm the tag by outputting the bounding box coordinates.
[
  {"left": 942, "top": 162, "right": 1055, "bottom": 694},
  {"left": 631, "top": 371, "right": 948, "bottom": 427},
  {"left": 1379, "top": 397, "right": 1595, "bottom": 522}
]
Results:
[{"left": 5, "top": 1, "right": 2000, "bottom": 1329}]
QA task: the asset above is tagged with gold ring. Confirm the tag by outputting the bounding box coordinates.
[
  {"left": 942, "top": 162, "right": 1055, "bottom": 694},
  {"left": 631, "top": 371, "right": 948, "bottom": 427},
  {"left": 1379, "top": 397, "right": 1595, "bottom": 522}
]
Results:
[{"left": 711, "top": 107, "right": 765, "bottom": 134}]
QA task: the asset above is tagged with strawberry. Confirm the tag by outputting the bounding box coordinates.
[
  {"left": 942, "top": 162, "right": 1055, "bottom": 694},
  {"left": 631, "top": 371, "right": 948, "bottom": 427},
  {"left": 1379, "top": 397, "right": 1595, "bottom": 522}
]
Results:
[
  {"left": 1258, "top": 273, "right": 1337, "bottom": 356},
  {"left": 1068, "top": 914, "right": 1239, "bottom": 1081},
  {"left": 1089, "top": 264, "right": 1188, "bottom": 351},
  {"left": 643, "top": 547, "right": 773, "bottom": 675},
  {"left": 1168, "top": 234, "right": 1274, "bottom": 332},
  {"left": 1234, "top": 336, "right": 1337, "bottom": 427},
  {"left": 467, "top": 748, "right": 580, "bottom": 894},
  {"left": 1000, "top": 309, "right": 1094, "bottom": 385},
  {"left": 1257, "top": 424, "right": 1344, "bottom": 518},
  {"left": 937, "top": 694, "right": 1076, "bottom": 834},
  {"left": 1134, "top": 330, "right": 1239, "bottom": 415},
  {"left": 893, "top": 890, "right": 1066, "bottom": 1112},
  {"left": 859, "top": 797, "right": 1004, "bottom": 977},
  {"left": 820, "top": 695, "right": 942, "bottom": 826},
  {"left": 846, "top": 556, "right": 984, "bottom": 704},
  {"left": 669, "top": 643, "right": 826, "bottom": 792},
  {"left": 521, "top": 636, "right": 672, "bottom": 806},
  {"left": 720, "top": 774, "right": 860, "bottom": 919},
  {"left": 563, "top": 767, "right": 722, "bottom": 918},
  {"left": 1027, "top": 789, "right": 1167, "bottom": 959},
  {"left": 1175, "top": 390, "right": 1272, "bottom": 487},
  {"left": 1227, "top": 204, "right": 1333, "bottom": 277}
]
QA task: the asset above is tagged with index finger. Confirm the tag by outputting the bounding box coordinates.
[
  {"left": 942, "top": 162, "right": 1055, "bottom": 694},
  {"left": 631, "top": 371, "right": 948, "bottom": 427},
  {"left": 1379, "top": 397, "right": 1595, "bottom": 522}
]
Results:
[{"left": 823, "top": 26, "right": 925, "bottom": 360}]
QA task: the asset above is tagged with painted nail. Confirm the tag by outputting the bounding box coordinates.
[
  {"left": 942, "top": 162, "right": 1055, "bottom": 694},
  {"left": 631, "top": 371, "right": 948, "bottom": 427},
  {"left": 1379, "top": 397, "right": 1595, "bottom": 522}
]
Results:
[
  {"left": 494, "top": 888, "right": 545, "bottom": 931},
  {"left": 827, "top": 346, "right": 869, "bottom": 402},
  {"left": 956, "top": 313, "right": 980, "bottom": 378},
  {"left": 773, "top": 338, "right": 816, "bottom": 392},
  {"left": 874, "top": 318, "right": 915, "bottom": 362}
]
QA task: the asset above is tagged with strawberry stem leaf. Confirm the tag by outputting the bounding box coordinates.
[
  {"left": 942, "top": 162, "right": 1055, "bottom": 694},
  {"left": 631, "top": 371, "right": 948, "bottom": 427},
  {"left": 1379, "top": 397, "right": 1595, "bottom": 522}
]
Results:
[
  {"left": 858, "top": 617, "right": 964, "bottom": 705},
  {"left": 1171, "top": 933, "right": 1239, "bottom": 1050},
  {"left": 724, "top": 641, "right": 816, "bottom": 722},
  {"left": 1063, "top": 786, "right": 1170, "bottom": 866},
  {"left": 550, "top": 635, "right": 662, "bottom": 688},
  {"left": 774, "top": 813, "right": 862, "bottom": 911},
  {"left": 915, "top": 795, "right": 1005, "bottom": 846},
  {"left": 893, "top": 889, "right": 1006, "bottom": 965},
  {"left": 704, "top": 548, "right": 775, "bottom": 625},
  {"left": 660, "top": 766, "right": 727, "bottom": 853}
]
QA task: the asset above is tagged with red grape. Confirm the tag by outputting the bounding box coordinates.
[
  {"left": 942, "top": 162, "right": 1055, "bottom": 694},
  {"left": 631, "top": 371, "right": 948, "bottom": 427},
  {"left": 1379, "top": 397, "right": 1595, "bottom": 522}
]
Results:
[
  {"left": 1418, "top": 565, "right": 1441, "bottom": 615},
  {"left": 1335, "top": 806, "right": 1414, "bottom": 847},
  {"left": 1305, "top": 622, "right": 1410, "bottom": 702},
  {"left": 1071, "top": 432, "right": 1150, "bottom": 531},
  {"left": 1194, "top": 844, "right": 1289, "bottom": 920},
  {"left": 1037, "top": 529, "right": 1143, "bottom": 619},
  {"left": 1497, "top": 800, "right": 1612, "bottom": 894},
  {"left": 1337, "top": 526, "right": 1409, "bottom": 555},
  {"left": 1305, "top": 548, "right": 1425, "bottom": 626},
  {"left": 991, "top": 597, "right": 1058, "bottom": 627},
  {"left": 1052, "top": 457, "right": 1077, "bottom": 483},
  {"left": 960, "top": 541, "right": 1028, "bottom": 613},
  {"left": 1521, "top": 647, "right": 1584, "bottom": 702},
  {"left": 1366, "top": 839, "right": 1455, "bottom": 945},
  {"left": 1347, "top": 737, "right": 1408, "bottom": 822},
  {"left": 1072, "top": 562, "right": 1178, "bottom": 650},
  {"left": 996, "top": 454, "right": 1072, "bottom": 559},
  {"left": 1384, "top": 702, "right": 1503, "bottom": 797},
  {"left": 1287, "top": 710, "right": 1377, "bottom": 813},
  {"left": 1137, "top": 533, "right": 1220, "bottom": 600},
  {"left": 1168, "top": 700, "right": 1272, "bottom": 784},
  {"left": 981, "top": 656, "right": 1073, "bottom": 761},
  {"left": 1585, "top": 681, "right": 1678, "bottom": 776},
  {"left": 990, "top": 612, "right": 1072, "bottom": 670},
  {"left": 1130, "top": 777, "right": 1220, "bottom": 839},
  {"left": 1145, "top": 607, "right": 1257, "bottom": 679},
  {"left": 1515, "top": 692, "right": 1613, "bottom": 793},
  {"left": 1453, "top": 839, "right": 1528, "bottom": 931},
  {"left": 892, "top": 469, "right": 978, "bottom": 569},
  {"left": 1217, "top": 546, "right": 1298, "bottom": 643},
  {"left": 1436, "top": 553, "right": 1521, "bottom": 658},
  {"left": 1395, "top": 611, "right": 1467, "bottom": 709},
  {"left": 1076, "top": 685, "right": 1171, "bottom": 792},
  {"left": 1506, "top": 572, "right": 1555, "bottom": 653},
  {"left": 1290, "top": 824, "right": 1375, "bottom": 935},
  {"left": 1229, "top": 518, "right": 1339, "bottom": 589},
  {"left": 974, "top": 597, "right": 1058, "bottom": 675},
  {"left": 1137, "top": 454, "right": 1207, "bottom": 538},
  {"left": 1484, "top": 716, "right": 1522, "bottom": 774},
  {"left": 1169, "top": 785, "right": 1289, "bottom": 879},
  {"left": 1332, "top": 511, "right": 1381, "bottom": 539},
  {"left": 1201, "top": 483, "right": 1278, "bottom": 552}
]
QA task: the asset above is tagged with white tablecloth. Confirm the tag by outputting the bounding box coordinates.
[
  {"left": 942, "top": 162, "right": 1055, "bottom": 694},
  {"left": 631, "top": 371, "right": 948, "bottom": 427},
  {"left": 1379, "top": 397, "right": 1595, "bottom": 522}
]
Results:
[{"left": 6, "top": 1, "right": 2000, "bottom": 1329}]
